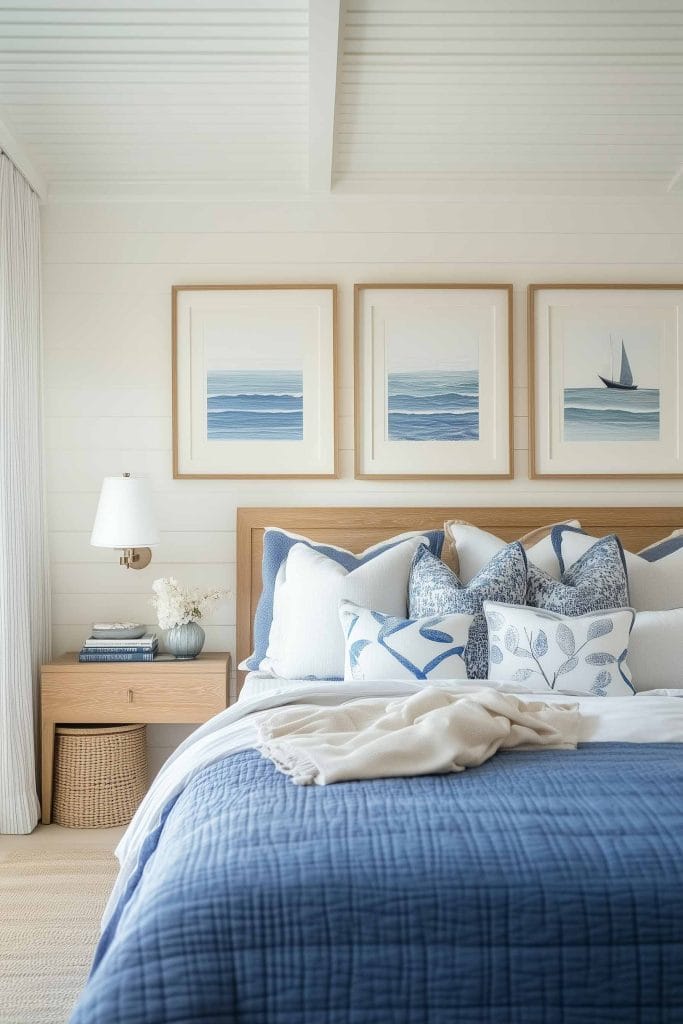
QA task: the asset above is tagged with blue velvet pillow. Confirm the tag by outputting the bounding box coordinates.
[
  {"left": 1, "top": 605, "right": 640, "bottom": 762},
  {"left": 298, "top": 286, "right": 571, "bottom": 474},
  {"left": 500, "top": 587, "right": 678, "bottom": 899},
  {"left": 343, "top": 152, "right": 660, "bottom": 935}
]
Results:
[
  {"left": 527, "top": 533, "right": 629, "bottom": 613},
  {"left": 408, "top": 542, "right": 528, "bottom": 679},
  {"left": 242, "top": 527, "right": 444, "bottom": 671}
]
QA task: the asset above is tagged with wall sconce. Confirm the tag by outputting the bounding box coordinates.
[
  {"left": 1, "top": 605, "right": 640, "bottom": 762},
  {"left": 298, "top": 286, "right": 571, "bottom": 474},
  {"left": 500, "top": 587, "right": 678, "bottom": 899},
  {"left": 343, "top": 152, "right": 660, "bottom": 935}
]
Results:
[{"left": 90, "top": 473, "right": 159, "bottom": 570}]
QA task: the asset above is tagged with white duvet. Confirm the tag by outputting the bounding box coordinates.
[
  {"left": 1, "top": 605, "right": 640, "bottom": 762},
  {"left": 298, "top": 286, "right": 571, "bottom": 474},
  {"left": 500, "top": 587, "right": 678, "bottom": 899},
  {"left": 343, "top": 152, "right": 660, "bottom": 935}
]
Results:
[{"left": 106, "top": 676, "right": 683, "bottom": 930}]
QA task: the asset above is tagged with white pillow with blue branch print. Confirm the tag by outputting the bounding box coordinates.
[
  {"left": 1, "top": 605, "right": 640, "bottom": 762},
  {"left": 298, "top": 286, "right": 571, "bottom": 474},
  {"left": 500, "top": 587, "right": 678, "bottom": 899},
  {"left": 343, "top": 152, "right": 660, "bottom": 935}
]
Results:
[
  {"left": 339, "top": 599, "right": 473, "bottom": 682},
  {"left": 483, "top": 601, "right": 636, "bottom": 697}
]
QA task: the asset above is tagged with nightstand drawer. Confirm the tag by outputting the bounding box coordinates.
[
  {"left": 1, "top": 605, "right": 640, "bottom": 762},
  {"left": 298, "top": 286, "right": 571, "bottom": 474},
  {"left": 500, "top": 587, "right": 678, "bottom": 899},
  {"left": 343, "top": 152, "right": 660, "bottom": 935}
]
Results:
[{"left": 42, "top": 671, "right": 227, "bottom": 724}]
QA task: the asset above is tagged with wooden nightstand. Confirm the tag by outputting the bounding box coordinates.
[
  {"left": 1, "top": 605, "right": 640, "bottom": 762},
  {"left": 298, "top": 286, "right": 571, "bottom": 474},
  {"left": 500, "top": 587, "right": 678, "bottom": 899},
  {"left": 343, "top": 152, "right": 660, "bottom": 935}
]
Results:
[{"left": 40, "top": 652, "right": 230, "bottom": 824}]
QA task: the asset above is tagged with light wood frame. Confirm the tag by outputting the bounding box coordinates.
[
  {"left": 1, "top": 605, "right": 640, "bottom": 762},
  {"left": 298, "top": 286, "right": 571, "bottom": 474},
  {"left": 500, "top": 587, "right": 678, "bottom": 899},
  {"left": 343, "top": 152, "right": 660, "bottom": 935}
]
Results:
[
  {"left": 353, "top": 283, "right": 514, "bottom": 480},
  {"left": 236, "top": 505, "right": 683, "bottom": 690},
  {"left": 172, "top": 283, "right": 338, "bottom": 479},
  {"left": 528, "top": 282, "right": 683, "bottom": 480}
]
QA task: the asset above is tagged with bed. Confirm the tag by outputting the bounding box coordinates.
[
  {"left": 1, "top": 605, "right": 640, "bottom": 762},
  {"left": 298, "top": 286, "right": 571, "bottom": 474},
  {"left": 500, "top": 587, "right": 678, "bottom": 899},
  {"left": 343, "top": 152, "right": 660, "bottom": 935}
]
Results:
[{"left": 70, "top": 506, "right": 683, "bottom": 1024}]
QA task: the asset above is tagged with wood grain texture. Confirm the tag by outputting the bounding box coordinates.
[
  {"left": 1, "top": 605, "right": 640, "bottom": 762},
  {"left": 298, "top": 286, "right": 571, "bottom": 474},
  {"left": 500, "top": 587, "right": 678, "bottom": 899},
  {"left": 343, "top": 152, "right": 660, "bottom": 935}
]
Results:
[
  {"left": 40, "top": 652, "right": 230, "bottom": 823},
  {"left": 236, "top": 505, "right": 683, "bottom": 690}
]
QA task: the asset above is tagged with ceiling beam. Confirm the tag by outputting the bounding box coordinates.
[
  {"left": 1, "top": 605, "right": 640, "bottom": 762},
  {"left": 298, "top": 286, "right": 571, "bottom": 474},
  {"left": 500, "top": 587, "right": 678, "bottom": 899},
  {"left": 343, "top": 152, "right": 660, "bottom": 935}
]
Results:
[
  {"left": 0, "top": 114, "right": 47, "bottom": 201},
  {"left": 308, "top": 0, "right": 343, "bottom": 193}
]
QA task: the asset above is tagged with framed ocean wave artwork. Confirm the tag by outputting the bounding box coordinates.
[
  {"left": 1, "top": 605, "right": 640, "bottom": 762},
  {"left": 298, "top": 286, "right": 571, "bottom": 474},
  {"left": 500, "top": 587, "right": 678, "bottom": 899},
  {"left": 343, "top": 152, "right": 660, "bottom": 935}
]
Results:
[
  {"left": 354, "top": 284, "right": 513, "bottom": 479},
  {"left": 529, "top": 284, "right": 683, "bottom": 479},
  {"left": 173, "top": 285, "right": 337, "bottom": 478}
]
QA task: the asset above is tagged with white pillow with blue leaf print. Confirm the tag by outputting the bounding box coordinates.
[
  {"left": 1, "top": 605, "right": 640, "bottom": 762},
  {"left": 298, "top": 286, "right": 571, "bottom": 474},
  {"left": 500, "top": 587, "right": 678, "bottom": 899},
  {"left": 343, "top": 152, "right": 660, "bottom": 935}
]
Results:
[
  {"left": 339, "top": 600, "right": 473, "bottom": 682},
  {"left": 483, "top": 601, "right": 636, "bottom": 697}
]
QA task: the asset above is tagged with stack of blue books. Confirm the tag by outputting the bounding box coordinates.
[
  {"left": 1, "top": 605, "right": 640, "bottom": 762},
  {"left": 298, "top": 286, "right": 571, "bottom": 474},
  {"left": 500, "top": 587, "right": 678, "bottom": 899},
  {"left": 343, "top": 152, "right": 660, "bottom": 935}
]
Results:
[{"left": 78, "top": 633, "right": 159, "bottom": 663}]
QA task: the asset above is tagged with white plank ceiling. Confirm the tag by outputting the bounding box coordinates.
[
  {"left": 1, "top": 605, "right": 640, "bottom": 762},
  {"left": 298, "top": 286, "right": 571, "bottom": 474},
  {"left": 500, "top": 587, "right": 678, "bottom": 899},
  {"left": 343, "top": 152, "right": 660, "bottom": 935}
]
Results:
[
  {"left": 0, "top": 0, "right": 309, "bottom": 198},
  {"left": 336, "top": 0, "right": 683, "bottom": 195},
  {"left": 1, "top": 0, "right": 683, "bottom": 200}
]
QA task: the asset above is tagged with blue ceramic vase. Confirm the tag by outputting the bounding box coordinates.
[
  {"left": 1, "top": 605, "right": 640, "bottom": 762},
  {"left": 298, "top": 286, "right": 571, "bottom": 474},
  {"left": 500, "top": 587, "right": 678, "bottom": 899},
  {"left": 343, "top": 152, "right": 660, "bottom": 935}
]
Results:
[{"left": 166, "top": 621, "right": 205, "bottom": 659}]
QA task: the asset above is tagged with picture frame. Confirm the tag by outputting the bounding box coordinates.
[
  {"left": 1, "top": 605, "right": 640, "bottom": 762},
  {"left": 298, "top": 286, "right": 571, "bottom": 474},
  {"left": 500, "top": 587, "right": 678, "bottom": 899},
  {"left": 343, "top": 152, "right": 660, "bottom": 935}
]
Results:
[
  {"left": 529, "top": 284, "right": 683, "bottom": 479},
  {"left": 354, "top": 283, "right": 513, "bottom": 479},
  {"left": 172, "top": 284, "right": 337, "bottom": 479}
]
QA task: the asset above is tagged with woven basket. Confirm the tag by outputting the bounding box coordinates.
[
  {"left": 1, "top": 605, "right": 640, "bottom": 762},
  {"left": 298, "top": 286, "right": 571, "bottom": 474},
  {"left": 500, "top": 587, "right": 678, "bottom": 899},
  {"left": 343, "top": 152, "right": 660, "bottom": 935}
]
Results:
[{"left": 53, "top": 723, "right": 148, "bottom": 828}]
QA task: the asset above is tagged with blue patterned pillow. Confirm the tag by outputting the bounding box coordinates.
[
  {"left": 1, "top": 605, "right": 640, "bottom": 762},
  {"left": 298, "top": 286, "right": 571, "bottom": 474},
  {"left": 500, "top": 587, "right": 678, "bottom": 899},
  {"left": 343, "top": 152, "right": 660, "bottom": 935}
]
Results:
[
  {"left": 527, "top": 534, "right": 629, "bottom": 614},
  {"left": 241, "top": 527, "right": 445, "bottom": 671},
  {"left": 408, "top": 543, "right": 528, "bottom": 679},
  {"left": 552, "top": 524, "right": 683, "bottom": 611},
  {"left": 339, "top": 599, "right": 471, "bottom": 682}
]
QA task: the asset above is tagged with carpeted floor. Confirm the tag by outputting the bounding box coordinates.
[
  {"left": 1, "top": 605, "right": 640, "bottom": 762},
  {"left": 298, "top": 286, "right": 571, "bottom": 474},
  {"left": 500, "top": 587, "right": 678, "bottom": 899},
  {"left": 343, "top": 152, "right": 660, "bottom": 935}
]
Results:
[{"left": 0, "top": 841, "right": 119, "bottom": 1024}]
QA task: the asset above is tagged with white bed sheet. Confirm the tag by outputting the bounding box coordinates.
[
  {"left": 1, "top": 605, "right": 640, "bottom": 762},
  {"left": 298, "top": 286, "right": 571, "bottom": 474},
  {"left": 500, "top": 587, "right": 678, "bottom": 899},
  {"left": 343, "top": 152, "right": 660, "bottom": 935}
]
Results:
[
  {"left": 240, "top": 671, "right": 683, "bottom": 704},
  {"left": 239, "top": 671, "right": 294, "bottom": 701}
]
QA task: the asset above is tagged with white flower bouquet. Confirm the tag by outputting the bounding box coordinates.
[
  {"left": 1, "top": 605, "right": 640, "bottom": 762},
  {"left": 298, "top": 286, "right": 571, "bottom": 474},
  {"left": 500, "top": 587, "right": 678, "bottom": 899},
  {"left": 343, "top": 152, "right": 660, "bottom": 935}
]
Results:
[{"left": 151, "top": 577, "right": 227, "bottom": 630}]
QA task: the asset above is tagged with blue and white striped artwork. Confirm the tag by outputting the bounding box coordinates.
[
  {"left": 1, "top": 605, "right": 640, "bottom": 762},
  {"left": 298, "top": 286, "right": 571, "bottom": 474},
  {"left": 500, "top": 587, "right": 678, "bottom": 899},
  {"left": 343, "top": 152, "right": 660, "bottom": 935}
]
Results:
[
  {"left": 384, "top": 309, "right": 480, "bottom": 444},
  {"left": 387, "top": 371, "right": 479, "bottom": 441},
  {"left": 206, "top": 369, "right": 303, "bottom": 441}
]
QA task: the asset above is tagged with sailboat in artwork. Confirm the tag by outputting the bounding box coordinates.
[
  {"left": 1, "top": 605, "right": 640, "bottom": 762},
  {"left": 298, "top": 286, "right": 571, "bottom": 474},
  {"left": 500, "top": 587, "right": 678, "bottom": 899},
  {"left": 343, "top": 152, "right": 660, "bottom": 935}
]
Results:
[{"left": 598, "top": 338, "right": 638, "bottom": 391}]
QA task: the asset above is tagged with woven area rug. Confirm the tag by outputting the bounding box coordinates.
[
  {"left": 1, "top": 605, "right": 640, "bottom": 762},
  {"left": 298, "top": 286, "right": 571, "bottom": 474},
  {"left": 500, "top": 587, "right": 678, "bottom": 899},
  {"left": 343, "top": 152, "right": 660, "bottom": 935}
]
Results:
[{"left": 0, "top": 846, "right": 118, "bottom": 1024}]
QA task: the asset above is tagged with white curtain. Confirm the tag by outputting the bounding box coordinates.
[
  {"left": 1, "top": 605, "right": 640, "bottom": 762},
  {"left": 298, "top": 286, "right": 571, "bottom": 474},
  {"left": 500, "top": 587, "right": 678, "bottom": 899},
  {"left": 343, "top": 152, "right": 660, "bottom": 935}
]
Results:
[{"left": 0, "top": 152, "right": 51, "bottom": 833}]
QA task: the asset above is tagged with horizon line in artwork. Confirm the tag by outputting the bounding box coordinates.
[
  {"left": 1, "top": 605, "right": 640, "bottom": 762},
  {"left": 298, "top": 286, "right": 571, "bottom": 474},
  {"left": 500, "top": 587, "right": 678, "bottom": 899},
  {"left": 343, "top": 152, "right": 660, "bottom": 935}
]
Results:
[
  {"left": 563, "top": 333, "right": 660, "bottom": 443},
  {"left": 206, "top": 368, "right": 303, "bottom": 441},
  {"left": 387, "top": 370, "right": 479, "bottom": 441}
]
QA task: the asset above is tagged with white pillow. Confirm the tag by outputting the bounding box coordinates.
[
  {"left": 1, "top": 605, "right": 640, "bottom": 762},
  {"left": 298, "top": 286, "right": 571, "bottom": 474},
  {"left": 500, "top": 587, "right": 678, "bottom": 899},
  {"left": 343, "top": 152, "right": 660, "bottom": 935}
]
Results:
[
  {"left": 445, "top": 519, "right": 581, "bottom": 584},
  {"left": 555, "top": 527, "right": 683, "bottom": 611},
  {"left": 629, "top": 609, "right": 683, "bottom": 691},
  {"left": 483, "top": 601, "right": 636, "bottom": 697},
  {"left": 242, "top": 525, "right": 445, "bottom": 671},
  {"left": 339, "top": 599, "right": 472, "bottom": 682},
  {"left": 263, "top": 537, "right": 426, "bottom": 679}
]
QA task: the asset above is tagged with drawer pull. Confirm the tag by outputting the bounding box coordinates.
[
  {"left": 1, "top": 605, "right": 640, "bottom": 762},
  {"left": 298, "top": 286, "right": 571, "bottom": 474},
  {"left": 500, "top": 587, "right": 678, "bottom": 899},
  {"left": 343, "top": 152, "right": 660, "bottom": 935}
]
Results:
[{"left": 128, "top": 689, "right": 134, "bottom": 704}]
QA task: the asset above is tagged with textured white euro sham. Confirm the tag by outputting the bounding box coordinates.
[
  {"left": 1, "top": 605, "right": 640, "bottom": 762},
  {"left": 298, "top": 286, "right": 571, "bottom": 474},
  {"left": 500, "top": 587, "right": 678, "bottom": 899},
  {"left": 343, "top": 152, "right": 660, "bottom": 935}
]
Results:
[
  {"left": 263, "top": 537, "right": 426, "bottom": 680},
  {"left": 445, "top": 520, "right": 581, "bottom": 584},
  {"left": 628, "top": 609, "right": 683, "bottom": 691}
]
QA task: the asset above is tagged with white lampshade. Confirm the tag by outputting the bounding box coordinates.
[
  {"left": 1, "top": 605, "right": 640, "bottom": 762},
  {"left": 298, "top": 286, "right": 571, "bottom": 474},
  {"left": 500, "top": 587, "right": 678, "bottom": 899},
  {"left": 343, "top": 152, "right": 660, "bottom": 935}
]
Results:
[{"left": 90, "top": 475, "right": 159, "bottom": 549}]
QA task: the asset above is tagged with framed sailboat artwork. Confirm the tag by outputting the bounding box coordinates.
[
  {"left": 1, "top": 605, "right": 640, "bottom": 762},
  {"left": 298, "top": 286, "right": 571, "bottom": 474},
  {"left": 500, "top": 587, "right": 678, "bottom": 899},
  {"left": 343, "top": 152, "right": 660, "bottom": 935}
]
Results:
[{"left": 529, "top": 284, "right": 683, "bottom": 478}]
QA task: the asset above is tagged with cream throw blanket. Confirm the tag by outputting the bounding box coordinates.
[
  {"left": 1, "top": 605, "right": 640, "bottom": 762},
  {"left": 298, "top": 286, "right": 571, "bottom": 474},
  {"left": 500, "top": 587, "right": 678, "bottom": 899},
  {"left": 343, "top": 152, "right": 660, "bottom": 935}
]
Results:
[{"left": 257, "top": 686, "right": 580, "bottom": 786}]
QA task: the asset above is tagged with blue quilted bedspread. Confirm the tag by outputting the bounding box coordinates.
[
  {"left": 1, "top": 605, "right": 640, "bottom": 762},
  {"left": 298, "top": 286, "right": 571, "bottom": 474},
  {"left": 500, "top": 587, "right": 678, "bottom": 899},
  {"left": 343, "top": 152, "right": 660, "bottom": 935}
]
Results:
[{"left": 71, "top": 744, "right": 683, "bottom": 1024}]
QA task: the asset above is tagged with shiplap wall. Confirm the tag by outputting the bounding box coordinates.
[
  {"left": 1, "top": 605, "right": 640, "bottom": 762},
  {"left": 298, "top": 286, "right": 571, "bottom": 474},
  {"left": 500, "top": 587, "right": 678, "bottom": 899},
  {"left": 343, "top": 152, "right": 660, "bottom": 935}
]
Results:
[{"left": 41, "top": 195, "right": 683, "bottom": 774}]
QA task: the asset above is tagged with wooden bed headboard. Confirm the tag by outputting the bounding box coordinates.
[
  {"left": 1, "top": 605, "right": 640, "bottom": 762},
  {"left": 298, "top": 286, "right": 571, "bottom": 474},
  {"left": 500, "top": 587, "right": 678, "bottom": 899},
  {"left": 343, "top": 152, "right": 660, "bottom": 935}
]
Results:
[{"left": 235, "top": 506, "right": 683, "bottom": 686}]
